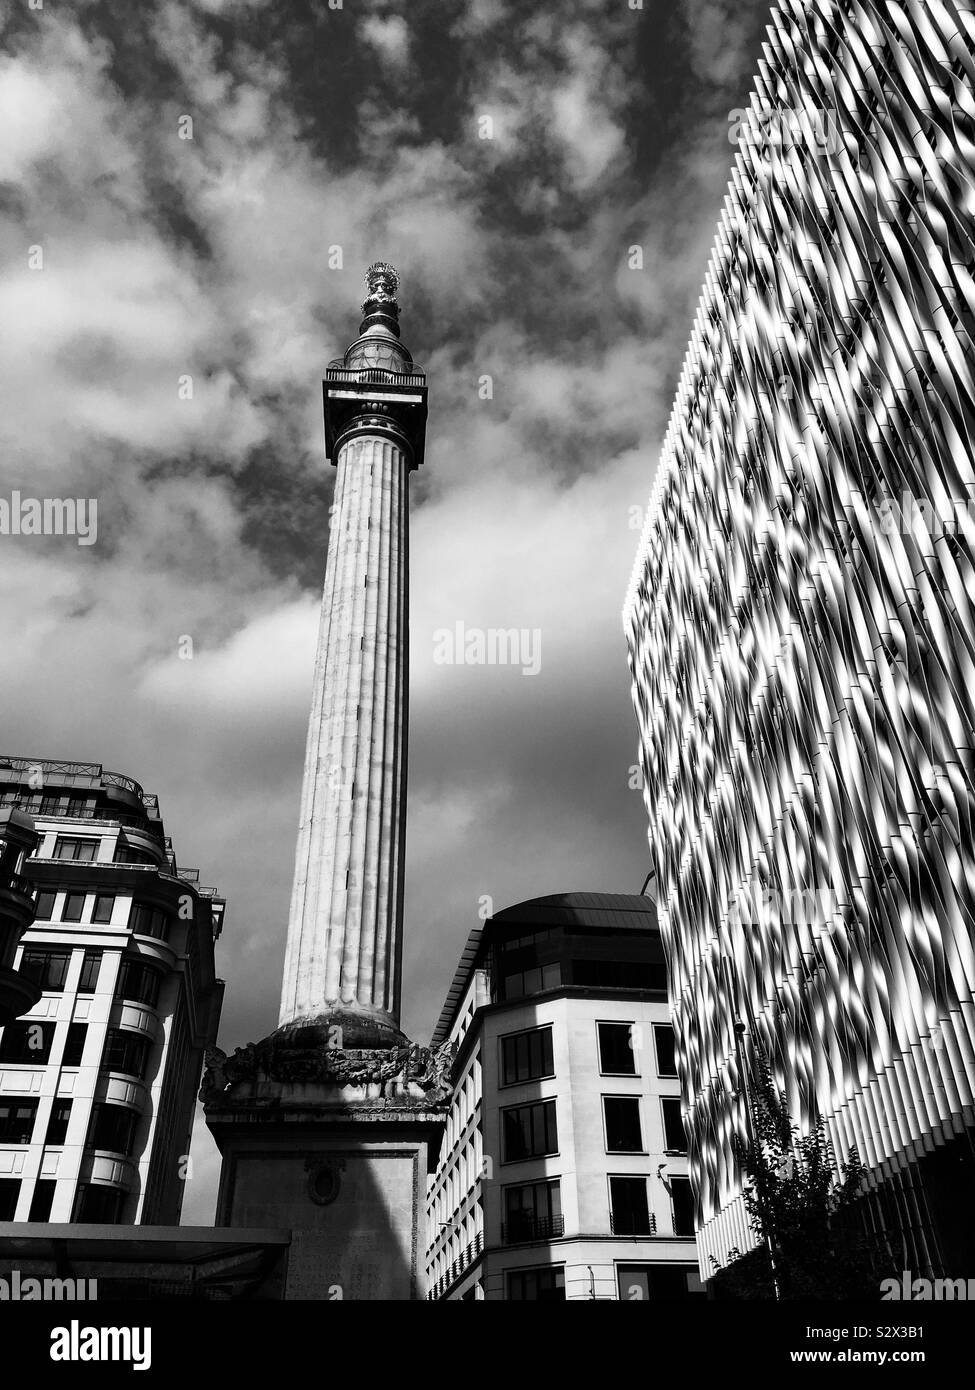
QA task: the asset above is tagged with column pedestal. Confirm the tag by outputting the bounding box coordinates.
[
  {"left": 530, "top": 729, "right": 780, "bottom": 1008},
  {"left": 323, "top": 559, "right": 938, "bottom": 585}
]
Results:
[{"left": 202, "top": 1032, "right": 452, "bottom": 1300}]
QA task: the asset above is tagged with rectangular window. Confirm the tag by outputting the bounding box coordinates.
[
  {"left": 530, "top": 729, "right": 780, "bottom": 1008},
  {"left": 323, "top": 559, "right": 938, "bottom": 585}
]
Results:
[
  {"left": 654, "top": 1024, "right": 678, "bottom": 1077},
  {"left": 18, "top": 948, "right": 70, "bottom": 991},
  {"left": 603, "top": 1096, "right": 644, "bottom": 1153},
  {"left": 114, "top": 959, "right": 162, "bottom": 1008},
  {"left": 574, "top": 960, "right": 666, "bottom": 990},
  {"left": 52, "top": 837, "right": 99, "bottom": 862},
  {"left": 61, "top": 892, "right": 86, "bottom": 923},
  {"left": 610, "top": 1176, "right": 653, "bottom": 1236},
  {"left": 597, "top": 1022, "right": 636, "bottom": 1075},
  {"left": 661, "top": 1097, "right": 687, "bottom": 1152},
  {"left": 33, "top": 890, "right": 57, "bottom": 920},
  {"left": 28, "top": 1179, "right": 56, "bottom": 1222},
  {"left": 671, "top": 1177, "right": 695, "bottom": 1238},
  {"left": 62, "top": 1023, "right": 87, "bottom": 1067},
  {"left": 129, "top": 904, "right": 169, "bottom": 941},
  {"left": 102, "top": 1029, "right": 149, "bottom": 1080},
  {"left": 0, "top": 1179, "right": 20, "bottom": 1221},
  {"left": 72, "top": 1184, "right": 122, "bottom": 1224},
  {"left": 506, "top": 1266, "right": 565, "bottom": 1301},
  {"left": 45, "top": 1101, "right": 72, "bottom": 1146},
  {"left": 501, "top": 1026, "right": 554, "bottom": 1086},
  {"left": 0, "top": 1099, "right": 39, "bottom": 1145},
  {"left": 617, "top": 1263, "right": 704, "bottom": 1300},
  {"left": 502, "top": 1099, "right": 558, "bottom": 1162},
  {"left": 503, "top": 1180, "right": 562, "bottom": 1243},
  {"left": 92, "top": 895, "right": 115, "bottom": 925},
  {"left": 501, "top": 962, "right": 561, "bottom": 1000},
  {"left": 0, "top": 1021, "right": 55, "bottom": 1064},
  {"left": 78, "top": 949, "right": 101, "bottom": 993},
  {"left": 88, "top": 1103, "right": 137, "bottom": 1157}
]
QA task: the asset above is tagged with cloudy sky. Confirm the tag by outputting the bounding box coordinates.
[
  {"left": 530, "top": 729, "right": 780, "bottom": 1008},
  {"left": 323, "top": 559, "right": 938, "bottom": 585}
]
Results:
[{"left": 1, "top": 0, "right": 775, "bottom": 1221}]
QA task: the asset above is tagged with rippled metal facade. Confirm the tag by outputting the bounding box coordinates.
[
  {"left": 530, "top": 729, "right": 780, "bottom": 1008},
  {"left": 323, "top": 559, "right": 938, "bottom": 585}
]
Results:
[{"left": 623, "top": 0, "right": 975, "bottom": 1272}]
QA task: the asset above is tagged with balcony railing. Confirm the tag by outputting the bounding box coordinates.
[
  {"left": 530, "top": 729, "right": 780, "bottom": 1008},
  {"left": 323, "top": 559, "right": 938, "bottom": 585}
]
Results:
[
  {"left": 501, "top": 1214, "right": 565, "bottom": 1246},
  {"left": 325, "top": 364, "right": 426, "bottom": 387},
  {"left": 610, "top": 1213, "right": 657, "bottom": 1236}
]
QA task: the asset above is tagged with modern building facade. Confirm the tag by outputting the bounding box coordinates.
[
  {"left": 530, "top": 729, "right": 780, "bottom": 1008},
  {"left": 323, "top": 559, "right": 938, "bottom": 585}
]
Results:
[
  {"left": 624, "top": 0, "right": 975, "bottom": 1278},
  {"left": 0, "top": 756, "right": 225, "bottom": 1226},
  {"left": 425, "top": 893, "right": 703, "bottom": 1300}
]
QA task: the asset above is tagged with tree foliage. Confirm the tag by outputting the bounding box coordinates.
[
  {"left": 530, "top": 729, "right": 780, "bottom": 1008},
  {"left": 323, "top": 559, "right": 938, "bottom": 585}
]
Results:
[{"left": 716, "top": 1048, "right": 881, "bottom": 1299}]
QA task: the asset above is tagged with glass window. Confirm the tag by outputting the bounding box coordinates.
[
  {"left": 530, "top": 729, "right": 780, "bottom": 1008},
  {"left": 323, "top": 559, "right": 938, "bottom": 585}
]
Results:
[
  {"left": 501, "top": 963, "right": 561, "bottom": 1000},
  {"left": 617, "top": 1263, "right": 705, "bottom": 1300},
  {"left": 78, "top": 949, "right": 101, "bottom": 993},
  {"left": 33, "top": 890, "right": 56, "bottom": 920},
  {"left": 130, "top": 904, "right": 169, "bottom": 941},
  {"left": 92, "top": 895, "right": 115, "bottom": 925},
  {"left": 610, "top": 1176, "right": 653, "bottom": 1235},
  {"left": 62, "top": 1023, "right": 87, "bottom": 1067},
  {"left": 506, "top": 1266, "right": 565, "bottom": 1301},
  {"left": 604, "top": 1097, "right": 644, "bottom": 1152},
  {"left": 501, "top": 1026, "right": 554, "bottom": 1085},
  {"left": 0, "top": 1021, "right": 55, "bottom": 1063},
  {"left": 671, "top": 1177, "right": 695, "bottom": 1237},
  {"left": 72, "top": 1184, "right": 122, "bottom": 1224},
  {"left": 28, "top": 1179, "right": 56, "bottom": 1222},
  {"left": 114, "top": 959, "right": 162, "bottom": 1007},
  {"left": 18, "top": 948, "right": 70, "bottom": 991},
  {"left": 654, "top": 1025, "right": 678, "bottom": 1077},
  {"left": 574, "top": 960, "right": 667, "bottom": 989},
  {"left": 0, "top": 1179, "right": 20, "bottom": 1221},
  {"left": 46, "top": 1101, "right": 71, "bottom": 1146},
  {"left": 662, "top": 1097, "right": 688, "bottom": 1152},
  {"left": 88, "top": 1103, "right": 137, "bottom": 1156},
  {"left": 52, "top": 837, "right": 99, "bottom": 862},
  {"left": 502, "top": 1100, "right": 558, "bottom": 1161},
  {"left": 102, "top": 1029, "right": 149, "bottom": 1080},
  {"left": 0, "top": 1099, "right": 38, "bottom": 1145},
  {"left": 597, "top": 1022, "right": 637, "bottom": 1075},
  {"left": 61, "top": 892, "right": 86, "bottom": 923},
  {"left": 503, "top": 1180, "right": 562, "bottom": 1243}
]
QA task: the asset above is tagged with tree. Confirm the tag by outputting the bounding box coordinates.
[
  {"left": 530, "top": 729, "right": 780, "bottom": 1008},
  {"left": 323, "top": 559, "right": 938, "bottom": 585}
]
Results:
[{"left": 715, "top": 1049, "right": 882, "bottom": 1298}]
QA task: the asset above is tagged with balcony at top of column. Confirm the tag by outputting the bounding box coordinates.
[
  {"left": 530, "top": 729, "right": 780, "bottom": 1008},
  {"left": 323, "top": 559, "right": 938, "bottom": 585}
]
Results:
[{"left": 323, "top": 262, "right": 429, "bottom": 470}]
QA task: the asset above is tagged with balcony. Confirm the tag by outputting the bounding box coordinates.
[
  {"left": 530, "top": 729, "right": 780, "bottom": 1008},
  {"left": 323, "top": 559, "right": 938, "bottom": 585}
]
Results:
[
  {"left": 610, "top": 1213, "right": 657, "bottom": 1236},
  {"left": 325, "top": 363, "right": 426, "bottom": 387},
  {"left": 501, "top": 1214, "right": 565, "bottom": 1245}
]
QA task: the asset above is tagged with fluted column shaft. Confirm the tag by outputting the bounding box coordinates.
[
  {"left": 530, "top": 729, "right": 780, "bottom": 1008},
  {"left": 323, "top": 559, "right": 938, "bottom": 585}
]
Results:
[{"left": 279, "top": 432, "right": 409, "bottom": 1027}]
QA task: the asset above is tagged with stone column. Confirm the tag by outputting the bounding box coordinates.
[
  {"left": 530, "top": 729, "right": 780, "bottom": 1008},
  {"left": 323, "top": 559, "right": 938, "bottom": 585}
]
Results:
[{"left": 279, "top": 433, "right": 409, "bottom": 1039}]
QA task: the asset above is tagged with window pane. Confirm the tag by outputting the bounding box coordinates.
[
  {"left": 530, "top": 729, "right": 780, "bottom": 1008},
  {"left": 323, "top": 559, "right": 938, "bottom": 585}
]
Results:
[
  {"left": 671, "top": 1178, "right": 695, "bottom": 1237},
  {"left": 610, "top": 1176, "right": 651, "bottom": 1235},
  {"left": 0, "top": 1180, "right": 21, "bottom": 1221},
  {"left": 78, "top": 950, "right": 101, "bottom": 993},
  {"left": 62, "top": 1023, "right": 87, "bottom": 1067},
  {"left": 604, "top": 1097, "right": 643, "bottom": 1152},
  {"left": 598, "top": 1023, "right": 636, "bottom": 1074},
  {"left": 0, "top": 1021, "right": 54, "bottom": 1063},
  {"left": 501, "top": 1027, "right": 553, "bottom": 1085},
  {"left": 62, "top": 893, "right": 86, "bottom": 922},
  {"left": 28, "top": 1179, "right": 56, "bottom": 1222},
  {"left": 0, "top": 1100, "right": 38, "bottom": 1144},
  {"left": 33, "top": 891, "right": 56, "bottom": 920},
  {"left": 654, "top": 1025, "right": 678, "bottom": 1077},
  {"left": 662, "top": 1097, "right": 687, "bottom": 1151},
  {"left": 92, "top": 895, "right": 115, "bottom": 924},
  {"left": 46, "top": 1102, "right": 71, "bottom": 1146}
]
